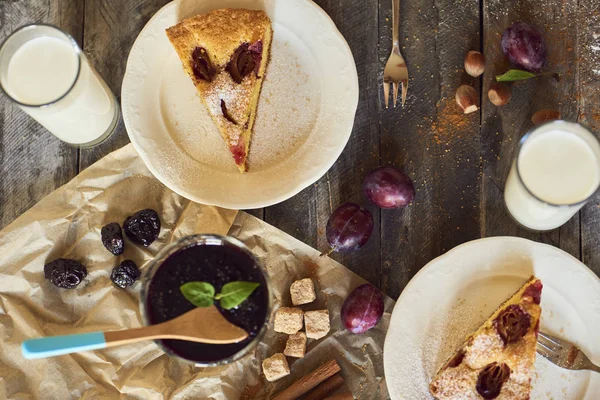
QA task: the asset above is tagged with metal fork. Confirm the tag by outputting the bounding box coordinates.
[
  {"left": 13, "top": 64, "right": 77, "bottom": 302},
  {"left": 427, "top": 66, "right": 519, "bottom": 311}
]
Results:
[
  {"left": 536, "top": 331, "right": 600, "bottom": 373},
  {"left": 383, "top": 0, "right": 409, "bottom": 108}
]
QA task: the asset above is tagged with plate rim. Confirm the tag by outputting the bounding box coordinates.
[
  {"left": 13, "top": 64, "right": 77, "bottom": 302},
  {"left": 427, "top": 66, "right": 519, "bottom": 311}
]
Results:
[
  {"left": 383, "top": 236, "right": 600, "bottom": 399},
  {"left": 121, "top": 0, "right": 359, "bottom": 210}
]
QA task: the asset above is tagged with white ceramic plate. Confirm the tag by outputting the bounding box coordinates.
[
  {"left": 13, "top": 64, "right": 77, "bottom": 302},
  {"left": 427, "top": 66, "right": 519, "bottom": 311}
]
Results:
[
  {"left": 121, "top": 0, "right": 358, "bottom": 209},
  {"left": 383, "top": 237, "right": 600, "bottom": 399}
]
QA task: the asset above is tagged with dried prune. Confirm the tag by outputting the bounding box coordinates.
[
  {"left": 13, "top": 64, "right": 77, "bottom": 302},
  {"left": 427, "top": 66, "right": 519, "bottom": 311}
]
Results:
[
  {"left": 101, "top": 222, "right": 124, "bottom": 255},
  {"left": 123, "top": 209, "right": 161, "bottom": 247},
  {"left": 494, "top": 304, "right": 531, "bottom": 344},
  {"left": 44, "top": 258, "right": 87, "bottom": 289},
  {"left": 111, "top": 260, "right": 141, "bottom": 289},
  {"left": 476, "top": 362, "right": 511, "bottom": 399}
]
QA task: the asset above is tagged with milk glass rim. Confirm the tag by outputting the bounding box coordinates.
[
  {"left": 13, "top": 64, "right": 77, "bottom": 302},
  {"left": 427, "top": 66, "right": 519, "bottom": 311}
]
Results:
[
  {"left": 140, "top": 234, "right": 273, "bottom": 368},
  {"left": 514, "top": 120, "right": 600, "bottom": 208},
  {"left": 0, "top": 23, "right": 82, "bottom": 108}
]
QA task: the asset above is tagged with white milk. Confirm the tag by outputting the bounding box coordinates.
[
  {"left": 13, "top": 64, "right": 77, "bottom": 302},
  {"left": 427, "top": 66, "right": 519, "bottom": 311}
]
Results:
[
  {"left": 504, "top": 123, "right": 600, "bottom": 231},
  {"left": 4, "top": 36, "right": 117, "bottom": 145}
]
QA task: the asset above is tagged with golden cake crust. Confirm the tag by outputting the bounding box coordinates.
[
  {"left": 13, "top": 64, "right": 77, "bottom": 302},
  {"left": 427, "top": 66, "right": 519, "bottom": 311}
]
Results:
[
  {"left": 166, "top": 9, "right": 272, "bottom": 172},
  {"left": 166, "top": 9, "right": 269, "bottom": 67},
  {"left": 429, "top": 276, "right": 543, "bottom": 400}
]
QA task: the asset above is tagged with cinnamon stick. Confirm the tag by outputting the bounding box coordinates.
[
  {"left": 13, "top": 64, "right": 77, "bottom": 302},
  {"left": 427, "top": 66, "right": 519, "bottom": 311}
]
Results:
[
  {"left": 272, "top": 359, "right": 341, "bottom": 400},
  {"left": 324, "top": 390, "right": 354, "bottom": 400},
  {"left": 303, "top": 373, "right": 344, "bottom": 400}
]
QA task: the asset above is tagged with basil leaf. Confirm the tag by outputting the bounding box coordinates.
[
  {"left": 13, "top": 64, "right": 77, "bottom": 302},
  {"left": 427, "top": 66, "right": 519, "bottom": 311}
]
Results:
[
  {"left": 215, "top": 281, "right": 260, "bottom": 310},
  {"left": 496, "top": 69, "right": 536, "bottom": 82},
  {"left": 180, "top": 282, "right": 215, "bottom": 307}
]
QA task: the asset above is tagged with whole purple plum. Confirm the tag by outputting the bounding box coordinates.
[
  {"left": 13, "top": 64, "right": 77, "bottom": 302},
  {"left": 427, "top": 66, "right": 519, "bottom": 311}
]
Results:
[
  {"left": 363, "top": 166, "right": 415, "bottom": 209},
  {"left": 341, "top": 284, "right": 385, "bottom": 334},
  {"left": 326, "top": 203, "right": 374, "bottom": 253},
  {"left": 501, "top": 22, "right": 547, "bottom": 72}
]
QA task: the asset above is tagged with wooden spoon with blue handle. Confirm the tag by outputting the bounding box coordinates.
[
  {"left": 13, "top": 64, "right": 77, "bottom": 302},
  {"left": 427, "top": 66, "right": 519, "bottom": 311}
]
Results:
[{"left": 22, "top": 305, "right": 248, "bottom": 359}]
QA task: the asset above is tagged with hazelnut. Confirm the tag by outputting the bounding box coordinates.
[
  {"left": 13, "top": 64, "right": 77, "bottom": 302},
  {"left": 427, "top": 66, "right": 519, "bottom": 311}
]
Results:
[
  {"left": 531, "top": 109, "right": 561, "bottom": 125},
  {"left": 464, "top": 51, "right": 485, "bottom": 77},
  {"left": 488, "top": 83, "right": 512, "bottom": 106},
  {"left": 455, "top": 85, "right": 479, "bottom": 114}
]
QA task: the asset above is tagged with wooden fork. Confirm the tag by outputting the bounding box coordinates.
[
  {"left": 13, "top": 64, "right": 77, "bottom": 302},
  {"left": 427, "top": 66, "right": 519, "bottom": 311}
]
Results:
[
  {"left": 383, "top": 0, "right": 409, "bottom": 108},
  {"left": 21, "top": 305, "right": 249, "bottom": 359}
]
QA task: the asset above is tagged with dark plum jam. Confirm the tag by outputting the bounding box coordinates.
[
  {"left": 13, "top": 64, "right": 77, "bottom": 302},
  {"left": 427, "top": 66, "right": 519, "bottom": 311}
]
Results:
[{"left": 145, "top": 242, "right": 269, "bottom": 364}]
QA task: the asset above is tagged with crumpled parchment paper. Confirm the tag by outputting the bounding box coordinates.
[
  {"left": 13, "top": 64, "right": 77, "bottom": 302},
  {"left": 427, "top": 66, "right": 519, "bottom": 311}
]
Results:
[{"left": 0, "top": 144, "right": 393, "bottom": 399}]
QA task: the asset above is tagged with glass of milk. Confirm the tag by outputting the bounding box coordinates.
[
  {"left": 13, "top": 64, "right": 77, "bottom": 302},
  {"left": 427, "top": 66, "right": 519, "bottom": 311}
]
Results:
[
  {"left": 0, "top": 24, "right": 119, "bottom": 147},
  {"left": 504, "top": 121, "right": 600, "bottom": 231}
]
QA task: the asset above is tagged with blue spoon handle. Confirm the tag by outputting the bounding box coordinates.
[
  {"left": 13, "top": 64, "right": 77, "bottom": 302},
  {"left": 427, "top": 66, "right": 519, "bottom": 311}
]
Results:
[{"left": 22, "top": 332, "right": 107, "bottom": 359}]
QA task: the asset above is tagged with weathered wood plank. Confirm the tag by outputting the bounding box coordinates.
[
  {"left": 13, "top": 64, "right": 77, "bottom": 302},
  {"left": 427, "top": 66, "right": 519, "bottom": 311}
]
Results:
[
  {"left": 265, "top": 186, "right": 319, "bottom": 249},
  {"left": 78, "top": 0, "right": 171, "bottom": 170},
  {"left": 244, "top": 208, "right": 265, "bottom": 220},
  {"left": 481, "top": 0, "right": 581, "bottom": 259},
  {"left": 0, "top": 1, "right": 83, "bottom": 229},
  {"left": 264, "top": 0, "right": 382, "bottom": 287},
  {"left": 379, "top": 0, "right": 482, "bottom": 299},
  {"left": 578, "top": 0, "right": 600, "bottom": 277}
]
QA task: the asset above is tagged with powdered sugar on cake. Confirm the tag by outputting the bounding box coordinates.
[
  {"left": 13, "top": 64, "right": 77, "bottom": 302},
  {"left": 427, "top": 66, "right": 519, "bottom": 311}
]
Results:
[
  {"left": 162, "top": 28, "right": 320, "bottom": 172},
  {"left": 464, "top": 331, "right": 505, "bottom": 369},
  {"left": 204, "top": 72, "right": 252, "bottom": 145},
  {"left": 165, "top": 9, "right": 272, "bottom": 171},
  {"left": 429, "top": 277, "right": 542, "bottom": 400}
]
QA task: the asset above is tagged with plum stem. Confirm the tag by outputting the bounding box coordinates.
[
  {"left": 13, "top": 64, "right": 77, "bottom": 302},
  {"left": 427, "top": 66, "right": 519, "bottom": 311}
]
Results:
[{"left": 320, "top": 248, "right": 335, "bottom": 257}]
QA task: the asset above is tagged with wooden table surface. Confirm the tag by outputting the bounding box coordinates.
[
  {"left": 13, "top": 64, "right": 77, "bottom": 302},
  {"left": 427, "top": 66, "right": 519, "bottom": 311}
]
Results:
[{"left": 1, "top": 0, "right": 599, "bottom": 300}]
